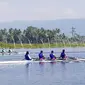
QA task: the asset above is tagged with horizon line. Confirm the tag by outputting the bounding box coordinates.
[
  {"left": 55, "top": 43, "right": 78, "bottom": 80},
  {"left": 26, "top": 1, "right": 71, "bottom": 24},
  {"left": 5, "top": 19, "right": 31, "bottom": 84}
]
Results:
[{"left": 0, "top": 18, "right": 85, "bottom": 23}]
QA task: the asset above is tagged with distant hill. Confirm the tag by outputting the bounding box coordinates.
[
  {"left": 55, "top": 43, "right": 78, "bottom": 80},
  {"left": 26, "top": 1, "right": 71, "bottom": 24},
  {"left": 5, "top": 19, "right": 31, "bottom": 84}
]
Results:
[{"left": 0, "top": 19, "right": 85, "bottom": 36}]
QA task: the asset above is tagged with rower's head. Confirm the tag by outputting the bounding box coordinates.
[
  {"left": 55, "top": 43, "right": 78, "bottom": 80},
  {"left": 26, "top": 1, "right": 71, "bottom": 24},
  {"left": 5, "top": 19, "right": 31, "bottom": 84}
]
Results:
[
  {"left": 51, "top": 50, "right": 54, "bottom": 53},
  {"left": 26, "top": 51, "right": 29, "bottom": 54},
  {"left": 62, "top": 49, "right": 65, "bottom": 53},
  {"left": 40, "top": 50, "right": 43, "bottom": 53}
]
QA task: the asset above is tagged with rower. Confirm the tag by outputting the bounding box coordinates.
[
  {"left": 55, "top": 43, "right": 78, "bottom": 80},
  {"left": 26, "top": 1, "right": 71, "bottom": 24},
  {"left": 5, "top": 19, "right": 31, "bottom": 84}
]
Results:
[
  {"left": 39, "top": 50, "right": 45, "bottom": 60},
  {"left": 8, "top": 49, "right": 12, "bottom": 54},
  {"left": 25, "top": 51, "right": 32, "bottom": 60},
  {"left": 1, "top": 48, "right": 5, "bottom": 53},
  {"left": 49, "top": 50, "right": 56, "bottom": 60},
  {"left": 60, "top": 49, "right": 67, "bottom": 60}
]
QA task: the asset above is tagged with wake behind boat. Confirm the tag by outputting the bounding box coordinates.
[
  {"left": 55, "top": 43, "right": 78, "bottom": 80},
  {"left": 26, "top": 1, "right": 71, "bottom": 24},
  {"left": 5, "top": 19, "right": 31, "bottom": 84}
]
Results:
[
  {"left": 0, "top": 59, "right": 61, "bottom": 64},
  {"left": 0, "top": 60, "right": 30, "bottom": 64}
]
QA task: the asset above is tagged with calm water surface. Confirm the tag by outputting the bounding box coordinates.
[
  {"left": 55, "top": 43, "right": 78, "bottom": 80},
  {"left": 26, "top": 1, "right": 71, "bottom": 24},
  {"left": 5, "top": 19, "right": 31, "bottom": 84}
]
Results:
[{"left": 0, "top": 47, "right": 85, "bottom": 85}]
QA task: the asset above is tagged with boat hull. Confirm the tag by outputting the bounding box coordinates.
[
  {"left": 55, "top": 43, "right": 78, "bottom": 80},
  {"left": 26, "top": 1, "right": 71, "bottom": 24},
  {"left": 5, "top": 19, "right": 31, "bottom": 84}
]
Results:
[{"left": 0, "top": 58, "right": 85, "bottom": 64}]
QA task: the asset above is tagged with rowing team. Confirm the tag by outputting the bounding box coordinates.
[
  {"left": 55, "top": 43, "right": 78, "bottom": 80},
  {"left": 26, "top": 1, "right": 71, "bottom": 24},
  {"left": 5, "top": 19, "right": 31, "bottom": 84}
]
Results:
[
  {"left": 25, "top": 49, "right": 67, "bottom": 61},
  {"left": 1, "top": 49, "right": 12, "bottom": 53}
]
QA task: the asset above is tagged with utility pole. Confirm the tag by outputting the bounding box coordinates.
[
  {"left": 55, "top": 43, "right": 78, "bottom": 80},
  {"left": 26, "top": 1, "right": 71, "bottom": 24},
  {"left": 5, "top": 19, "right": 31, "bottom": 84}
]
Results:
[{"left": 71, "top": 27, "right": 76, "bottom": 37}]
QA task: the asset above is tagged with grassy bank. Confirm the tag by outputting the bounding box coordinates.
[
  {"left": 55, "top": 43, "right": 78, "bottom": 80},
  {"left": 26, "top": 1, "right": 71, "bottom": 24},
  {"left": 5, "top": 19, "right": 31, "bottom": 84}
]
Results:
[{"left": 0, "top": 42, "right": 85, "bottom": 48}]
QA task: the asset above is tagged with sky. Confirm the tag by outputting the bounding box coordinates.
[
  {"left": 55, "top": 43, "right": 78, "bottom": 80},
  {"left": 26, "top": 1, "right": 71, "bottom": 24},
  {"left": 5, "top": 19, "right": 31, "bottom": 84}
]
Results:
[{"left": 0, "top": 0, "right": 85, "bottom": 22}]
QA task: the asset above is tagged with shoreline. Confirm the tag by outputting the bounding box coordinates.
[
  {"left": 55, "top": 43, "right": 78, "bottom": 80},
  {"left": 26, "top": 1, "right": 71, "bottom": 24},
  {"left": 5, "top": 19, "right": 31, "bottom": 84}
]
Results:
[{"left": 0, "top": 42, "right": 85, "bottom": 48}]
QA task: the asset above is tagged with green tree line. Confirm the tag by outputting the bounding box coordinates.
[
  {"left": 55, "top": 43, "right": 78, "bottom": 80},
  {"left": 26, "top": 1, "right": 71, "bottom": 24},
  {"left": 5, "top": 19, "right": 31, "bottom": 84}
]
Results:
[{"left": 0, "top": 26, "right": 85, "bottom": 47}]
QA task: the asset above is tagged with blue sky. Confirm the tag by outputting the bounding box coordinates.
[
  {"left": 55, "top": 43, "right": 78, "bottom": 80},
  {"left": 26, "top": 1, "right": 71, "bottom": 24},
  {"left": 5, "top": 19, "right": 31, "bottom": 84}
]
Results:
[{"left": 0, "top": 0, "right": 85, "bottom": 22}]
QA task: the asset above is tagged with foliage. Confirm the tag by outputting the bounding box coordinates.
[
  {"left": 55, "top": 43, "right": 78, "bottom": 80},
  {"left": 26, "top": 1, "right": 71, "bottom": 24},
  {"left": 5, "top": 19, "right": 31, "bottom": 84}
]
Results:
[{"left": 0, "top": 26, "right": 85, "bottom": 48}]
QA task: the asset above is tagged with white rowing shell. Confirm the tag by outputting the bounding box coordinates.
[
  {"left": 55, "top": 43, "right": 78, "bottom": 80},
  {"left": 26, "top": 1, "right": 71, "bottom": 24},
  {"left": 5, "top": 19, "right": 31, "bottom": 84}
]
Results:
[{"left": 0, "top": 58, "right": 85, "bottom": 64}]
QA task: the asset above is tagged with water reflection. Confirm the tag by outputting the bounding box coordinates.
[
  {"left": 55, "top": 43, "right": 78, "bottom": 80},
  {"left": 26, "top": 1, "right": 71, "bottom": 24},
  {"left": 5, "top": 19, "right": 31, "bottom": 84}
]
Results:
[
  {"left": 21, "top": 61, "right": 85, "bottom": 85},
  {"left": 60, "top": 61, "right": 67, "bottom": 73},
  {"left": 60, "top": 62, "right": 67, "bottom": 81},
  {"left": 25, "top": 63, "right": 29, "bottom": 69},
  {"left": 50, "top": 62, "right": 57, "bottom": 76},
  {"left": 25, "top": 63, "right": 30, "bottom": 85},
  {"left": 39, "top": 62, "right": 45, "bottom": 75},
  {"left": 50, "top": 61, "right": 56, "bottom": 64},
  {"left": 39, "top": 62, "right": 45, "bottom": 65},
  {"left": 61, "top": 61, "right": 66, "bottom": 65}
]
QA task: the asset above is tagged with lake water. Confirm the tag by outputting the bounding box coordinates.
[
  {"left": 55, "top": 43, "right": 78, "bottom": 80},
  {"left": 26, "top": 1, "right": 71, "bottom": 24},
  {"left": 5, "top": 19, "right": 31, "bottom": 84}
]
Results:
[{"left": 0, "top": 47, "right": 85, "bottom": 85}]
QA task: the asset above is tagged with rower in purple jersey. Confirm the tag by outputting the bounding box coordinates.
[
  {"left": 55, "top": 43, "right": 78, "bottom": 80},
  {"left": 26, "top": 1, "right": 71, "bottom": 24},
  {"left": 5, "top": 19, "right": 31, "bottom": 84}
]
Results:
[
  {"left": 49, "top": 50, "right": 56, "bottom": 60},
  {"left": 60, "top": 49, "right": 67, "bottom": 60},
  {"left": 39, "top": 50, "right": 45, "bottom": 60}
]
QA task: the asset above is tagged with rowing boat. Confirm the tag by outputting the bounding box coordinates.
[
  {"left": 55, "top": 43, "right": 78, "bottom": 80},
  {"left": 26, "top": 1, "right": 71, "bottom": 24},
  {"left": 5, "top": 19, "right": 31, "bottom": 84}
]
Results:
[{"left": 0, "top": 57, "right": 84, "bottom": 64}]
